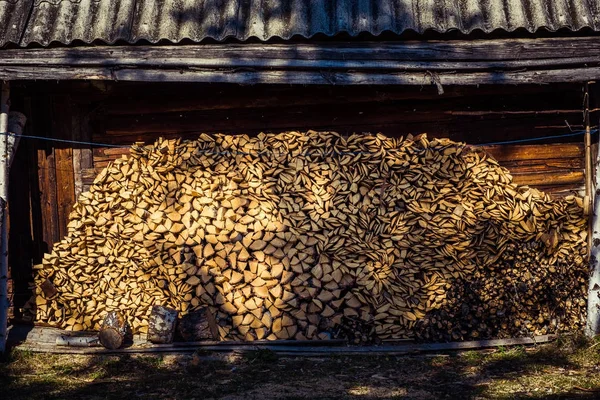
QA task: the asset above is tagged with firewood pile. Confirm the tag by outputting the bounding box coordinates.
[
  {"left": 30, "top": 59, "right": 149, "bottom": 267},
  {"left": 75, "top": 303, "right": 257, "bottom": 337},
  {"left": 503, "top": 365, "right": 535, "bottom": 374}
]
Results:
[
  {"left": 29, "top": 131, "right": 588, "bottom": 342},
  {"left": 415, "top": 240, "right": 588, "bottom": 342}
]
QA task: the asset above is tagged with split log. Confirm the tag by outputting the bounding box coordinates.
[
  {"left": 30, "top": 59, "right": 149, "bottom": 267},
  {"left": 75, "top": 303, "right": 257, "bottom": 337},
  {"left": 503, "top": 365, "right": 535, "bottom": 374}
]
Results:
[
  {"left": 29, "top": 132, "right": 588, "bottom": 343},
  {"left": 148, "top": 306, "right": 178, "bottom": 344},
  {"left": 40, "top": 279, "right": 58, "bottom": 298},
  {"left": 98, "top": 311, "right": 127, "bottom": 350}
]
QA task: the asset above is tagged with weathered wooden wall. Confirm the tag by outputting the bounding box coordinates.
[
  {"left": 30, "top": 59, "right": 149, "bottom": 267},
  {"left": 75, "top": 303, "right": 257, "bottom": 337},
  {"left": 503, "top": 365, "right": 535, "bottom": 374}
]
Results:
[
  {"left": 84, "top": 82, "right": 591, "bottom": 194},
  {"left": 6, "top": 81, "right": 596, "bottom": 321}
]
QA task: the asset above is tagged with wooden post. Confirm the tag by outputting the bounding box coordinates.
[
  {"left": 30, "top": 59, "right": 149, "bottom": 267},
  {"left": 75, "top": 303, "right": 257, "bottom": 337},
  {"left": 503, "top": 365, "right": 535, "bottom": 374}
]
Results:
[{"left": 585, "top": 83, "right": 593, "bottom": 217}]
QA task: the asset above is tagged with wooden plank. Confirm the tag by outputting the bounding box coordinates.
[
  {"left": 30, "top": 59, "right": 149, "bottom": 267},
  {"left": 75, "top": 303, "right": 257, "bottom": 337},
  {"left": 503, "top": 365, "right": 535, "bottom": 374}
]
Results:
[
  {"left": 36, "top": 96, "right": 60, "bottom": 249},
  {"left": 72, "top": 106, "right": 83, "bottom": 200},
  {"left": 79, "top": 109, "right": 93, "bottom": 194},
  {"left": 537, "top": 185, "right": 585, "bottom": 196},
  {"left": 3, "top": 53, "right": 600, "bottom": 71},
  {"left": 498, "top": 158, "right": 584, "bottom": 171},
  {"left": 482, "top": 143, "right": 584, "bottom": 162},
  {"left": 97, "top": 147, "right": 130, "bottom": 157},
  {"left": 93, "top": 105, "right": 582, "bottom": 142},
  {"left": 13, "top": 335, "right": 555, "bottom": 355},
  {"left": 2, "top": 65, "right": 599, "bottom": 86},
  {"left": 70, "top": 104, "right": 94, "bottom": 198},
  {"left": 24, "top": 98, "right": 45, "bottom": 262},
  {"left": 51, "top": 96, "right": 75, "bottom": 240},
  {"left": 7, "top": 324, "right": 344, "bottom": 347},
  {"left": 86, "top": 83, "right": 584, "bottom": 118},
  {"left": 46, "top": 148, "right": 59, "bottom": 247},
  {"left": 1, "top": 38, "right": 598, "bottom": 84},
  {"left": 511, "top": 171, "right": 584, "bottom": 187},
  {"left": 109, "top": 67, "right": 600, "bottom": 86},
  {"left": 81, "top": 167, "right": 99, "bottom": 186},
  {"left": 99, "top": 86, "right": 584, "bottom": 118},
  {"left": 21, "top": 81, "right": 577, "bottom": 110},
  {"left": 1, "top": 37, "right": 600, "bottom": 65}
]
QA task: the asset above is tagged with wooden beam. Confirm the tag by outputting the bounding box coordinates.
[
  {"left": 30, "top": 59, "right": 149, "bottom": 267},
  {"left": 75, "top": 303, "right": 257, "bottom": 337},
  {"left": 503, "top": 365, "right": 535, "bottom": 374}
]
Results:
[
  {"left": 510, "top": 171, "right": 584, "bottom": 187},
  {"left": 14, "top": 335, "right": 555, "bottom": 355},
  {"left": 0, "top": 37, "right": 598, "bottom": 85},
  {"left": 2, "top": 37, "right": 600, "bottom": 64},
  {"left": 1, "top": 66, "right": 599, "bottom": 86},
  {"left": 483, "top": 143, "right": 584, "bottom": 162}
]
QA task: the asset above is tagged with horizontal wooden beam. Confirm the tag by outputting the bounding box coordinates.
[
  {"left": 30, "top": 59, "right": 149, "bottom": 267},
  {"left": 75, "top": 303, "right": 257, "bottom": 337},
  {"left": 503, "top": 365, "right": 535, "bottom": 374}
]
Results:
[
  {"left": 0, "top": 37, "right": 599, "bottom": 85},
  {"left": 484, "top": 143, "right": 584, "bottom": 161},
  {"left": 3, "top": 37, "right": 600, "bottom": 64},
  {"left": 2, "top": 66, "right": 599, "bottom": 86},
  {"left": 14, "top": 334, "right": 555, "bottom": 355}
]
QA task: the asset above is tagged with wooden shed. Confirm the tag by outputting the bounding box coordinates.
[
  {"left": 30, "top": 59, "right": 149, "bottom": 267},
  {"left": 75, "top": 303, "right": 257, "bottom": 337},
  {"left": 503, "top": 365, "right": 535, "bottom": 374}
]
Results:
[{"left": 1, "top": 0, "right": 600, "bottom": 349}]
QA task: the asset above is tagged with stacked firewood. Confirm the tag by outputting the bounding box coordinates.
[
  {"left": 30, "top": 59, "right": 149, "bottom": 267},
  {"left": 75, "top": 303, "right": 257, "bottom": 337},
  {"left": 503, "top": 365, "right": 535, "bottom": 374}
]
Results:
[
  {"left": 29, "top": 131, "right": 588, "bottom": 341},
  {"left": 415, "top": 240, "right": 588, "bottom": 342}
]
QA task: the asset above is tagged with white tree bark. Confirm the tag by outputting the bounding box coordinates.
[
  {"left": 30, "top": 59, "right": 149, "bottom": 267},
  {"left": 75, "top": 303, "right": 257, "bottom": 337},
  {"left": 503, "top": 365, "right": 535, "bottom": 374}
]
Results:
[
  {"left": 587, "top": 152, "right": 600, "bottom": 337},
  {"left": 0, "top": 79, "right": 26, "bottom": 353},
  {"left": 0, "top": 82, "right": 9, "bottom": 354}
]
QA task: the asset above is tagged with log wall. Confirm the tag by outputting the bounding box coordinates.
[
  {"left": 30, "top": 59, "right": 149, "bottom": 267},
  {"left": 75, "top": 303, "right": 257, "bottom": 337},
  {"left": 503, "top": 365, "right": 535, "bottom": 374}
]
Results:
[{"left": 6, "top": 81, "right": 597, "bottom": 322}]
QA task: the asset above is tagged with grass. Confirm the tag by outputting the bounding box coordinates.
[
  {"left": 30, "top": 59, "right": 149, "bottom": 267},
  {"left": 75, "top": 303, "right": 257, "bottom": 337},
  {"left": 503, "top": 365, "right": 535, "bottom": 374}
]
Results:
[{"left": 1, "top": 334, "right": 599, "bottom": 399}]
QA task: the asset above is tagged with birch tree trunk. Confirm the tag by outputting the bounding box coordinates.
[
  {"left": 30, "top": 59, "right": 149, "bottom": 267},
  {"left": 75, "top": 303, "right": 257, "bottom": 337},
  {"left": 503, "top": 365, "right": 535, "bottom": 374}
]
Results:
[
  {"left": 147, "top": 306, "right": 178, "bottom": 344},
  {"left": 587, "top": 153, "right": 600, "bottom": 337},
  {"left": 0, "top": 80, "right": 26, "bottom": 353}
]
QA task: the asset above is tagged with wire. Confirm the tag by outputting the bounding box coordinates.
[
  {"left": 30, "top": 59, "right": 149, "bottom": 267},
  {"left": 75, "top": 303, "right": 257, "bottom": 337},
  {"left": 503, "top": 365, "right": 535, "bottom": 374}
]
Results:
[
  {"left": 1, "top": 129, "right": 598, "bottom": 152},
  {"left": 474, "top": 130, "right": 597, "bottom": 147},
  {"left": 3, "top": 132, "right": 124, "bottom": 148}
]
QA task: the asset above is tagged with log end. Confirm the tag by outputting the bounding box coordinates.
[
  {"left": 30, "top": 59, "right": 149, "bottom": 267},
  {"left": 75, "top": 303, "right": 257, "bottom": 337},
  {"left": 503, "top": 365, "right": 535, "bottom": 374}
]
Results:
[{"left": 98, "top": 327, "right": 124, "bottom": 350}]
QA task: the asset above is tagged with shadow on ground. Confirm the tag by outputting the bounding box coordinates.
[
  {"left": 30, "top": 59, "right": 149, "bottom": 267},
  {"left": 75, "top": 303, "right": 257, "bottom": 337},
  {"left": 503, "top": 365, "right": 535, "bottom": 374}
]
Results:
[{"left": 1, "top": 334, "right": 599, "bottom": 399}]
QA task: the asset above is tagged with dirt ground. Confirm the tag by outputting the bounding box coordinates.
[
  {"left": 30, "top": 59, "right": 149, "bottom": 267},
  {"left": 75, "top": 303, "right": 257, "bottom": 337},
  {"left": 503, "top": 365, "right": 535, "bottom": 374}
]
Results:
[{"left": 1, "top": 334, "right": 600, "bottom": 400}]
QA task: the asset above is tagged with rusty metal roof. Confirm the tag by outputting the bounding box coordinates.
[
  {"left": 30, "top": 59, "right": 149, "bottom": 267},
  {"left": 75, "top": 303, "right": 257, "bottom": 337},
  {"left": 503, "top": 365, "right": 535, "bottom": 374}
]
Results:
[{"left": 2, "top": 0, "right": 600, "bottom": 47}]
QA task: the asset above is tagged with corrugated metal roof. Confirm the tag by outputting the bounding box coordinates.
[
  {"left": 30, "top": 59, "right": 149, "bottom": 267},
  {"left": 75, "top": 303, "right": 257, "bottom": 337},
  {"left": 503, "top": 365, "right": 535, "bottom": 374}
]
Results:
[
  {"left": 2, "top": 0, "right": 600, "bottom": 47},
  {"left": 22, "top": 0, "right": 136, "bottom": 46},
  {"left": 0, "top": 0, "right": 34, "bottom": 46}
]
